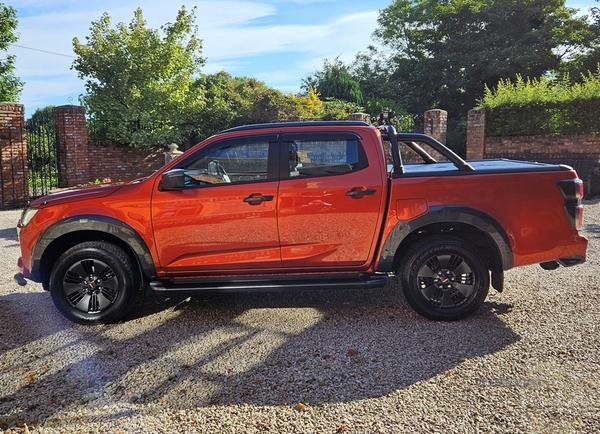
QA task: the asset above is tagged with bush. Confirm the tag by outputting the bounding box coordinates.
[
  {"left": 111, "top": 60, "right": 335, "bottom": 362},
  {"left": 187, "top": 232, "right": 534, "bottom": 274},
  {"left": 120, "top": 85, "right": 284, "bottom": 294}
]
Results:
[{"left": 479, "top": 70, "right": 600, "bottom": 136}]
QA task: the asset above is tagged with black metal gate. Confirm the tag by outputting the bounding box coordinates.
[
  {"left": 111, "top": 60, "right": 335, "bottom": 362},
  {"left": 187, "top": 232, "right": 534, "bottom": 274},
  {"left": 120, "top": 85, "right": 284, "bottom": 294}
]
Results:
[
  {"left": 395, "top": 113, "right": 425, "bottom": 134},
  {"left": 25, "top": 108, "right": 60, "bottom": 198}
]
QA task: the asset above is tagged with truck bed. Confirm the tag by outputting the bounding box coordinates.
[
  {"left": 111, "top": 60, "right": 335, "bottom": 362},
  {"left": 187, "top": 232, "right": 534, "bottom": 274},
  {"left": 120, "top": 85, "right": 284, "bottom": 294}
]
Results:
[{"left": 399, "top": 159, "right": 572, "bottom": 177}]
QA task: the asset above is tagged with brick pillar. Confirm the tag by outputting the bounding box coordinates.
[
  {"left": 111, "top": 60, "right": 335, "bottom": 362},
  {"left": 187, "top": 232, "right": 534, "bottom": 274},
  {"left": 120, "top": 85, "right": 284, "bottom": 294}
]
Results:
[
  {"left": 423, "top": 109, "right": 448, "bottom": 145},
  {"left": 424, "top": 109, "right": 448, "bottom": 144},
  {"left": 467, "top": 108, "right": 486, "bottom": 160},
  {"left": 0, "top": 103, "right": 27, "bottom": 209},
  {"left": 349, "top": 113, "right": 371, "bottom": 123},
  {"left": 54, "top": 105, "right": 89, "bottom": 187}
]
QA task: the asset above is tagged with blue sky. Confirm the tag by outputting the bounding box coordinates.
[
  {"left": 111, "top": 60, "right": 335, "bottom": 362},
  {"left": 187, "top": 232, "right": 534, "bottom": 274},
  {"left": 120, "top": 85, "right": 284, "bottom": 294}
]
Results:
[{"left": 6, "top": 0, "right": 600, "bottom": 117}]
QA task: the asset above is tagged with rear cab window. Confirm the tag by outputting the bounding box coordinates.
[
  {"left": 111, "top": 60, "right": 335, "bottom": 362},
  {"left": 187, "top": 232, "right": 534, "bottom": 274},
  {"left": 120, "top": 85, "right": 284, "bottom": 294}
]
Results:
[{"left": 282, "top": 132, "right": 368, "bottom": 179}]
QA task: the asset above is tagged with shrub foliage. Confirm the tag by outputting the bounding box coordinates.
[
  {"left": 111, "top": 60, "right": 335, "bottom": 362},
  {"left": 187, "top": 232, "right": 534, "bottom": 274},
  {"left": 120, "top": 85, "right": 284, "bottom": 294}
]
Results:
[{"left": 480, "top": 70, "right": 600, "bottom": 136}]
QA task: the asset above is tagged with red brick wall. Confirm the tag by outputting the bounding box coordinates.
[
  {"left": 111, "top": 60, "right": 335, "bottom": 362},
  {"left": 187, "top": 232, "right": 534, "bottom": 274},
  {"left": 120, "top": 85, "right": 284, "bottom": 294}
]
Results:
[
  {"left": 484, "top": 135, "right": 600, "bottom": 159},
  {"left": 466, "top": 108, "right": 600, "bottom": 196},
  {"left": 53, "top": 105, "right": 167, "bottom": 187},
  {"left": 0, "top": 103, "right": 27, "bottom": 209},
  {"left": 86, "top": 143, "right": 165, "bottom": 182}
]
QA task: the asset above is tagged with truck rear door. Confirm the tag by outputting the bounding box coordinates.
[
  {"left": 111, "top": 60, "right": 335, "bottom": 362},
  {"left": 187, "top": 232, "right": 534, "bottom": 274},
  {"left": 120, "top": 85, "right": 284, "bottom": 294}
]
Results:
[{"left": 278, "top": 131, "right": 386, "bottom": 269}]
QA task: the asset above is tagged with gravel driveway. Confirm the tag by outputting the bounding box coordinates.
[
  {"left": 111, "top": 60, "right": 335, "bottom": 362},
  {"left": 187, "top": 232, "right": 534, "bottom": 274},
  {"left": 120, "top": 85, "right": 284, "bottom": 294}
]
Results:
[{"left": 1, "top": 202, "right": 599, "bottom": 433}]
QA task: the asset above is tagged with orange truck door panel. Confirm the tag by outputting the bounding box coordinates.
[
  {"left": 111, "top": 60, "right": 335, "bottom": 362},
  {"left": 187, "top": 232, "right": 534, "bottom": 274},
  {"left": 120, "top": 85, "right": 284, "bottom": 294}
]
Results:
[
  {"left": 152, "top": 136, "right": 281, "bottom": 273},
  {"left": 278, "top": 132, "right": 385, "bottom": 269},
  {"left": 152, "top": 183, "right": 281, "bottom": 273}
]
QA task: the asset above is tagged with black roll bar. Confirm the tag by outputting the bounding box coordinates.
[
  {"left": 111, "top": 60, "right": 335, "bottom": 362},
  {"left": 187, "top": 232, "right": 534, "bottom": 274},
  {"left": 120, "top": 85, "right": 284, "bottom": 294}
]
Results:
[
  {"left": 382, "top": 125, "right": 405, "bottom": 175},
  {"left": 379, "top": 127, "right": 475, "bottom": 173}
]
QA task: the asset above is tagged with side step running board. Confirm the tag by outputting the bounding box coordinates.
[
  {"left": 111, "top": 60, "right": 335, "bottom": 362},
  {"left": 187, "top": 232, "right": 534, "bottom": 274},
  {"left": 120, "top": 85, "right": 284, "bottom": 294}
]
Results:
[{"left": 150, "top": 274, "right": 389, "bottom": 293}]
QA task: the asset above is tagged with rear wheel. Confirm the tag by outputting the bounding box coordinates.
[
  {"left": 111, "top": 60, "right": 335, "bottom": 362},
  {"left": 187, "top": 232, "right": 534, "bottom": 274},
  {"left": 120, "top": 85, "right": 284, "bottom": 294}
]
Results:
[
  {"left": 399, "top": 236, "right": 489, "bottom": 321},
  {"left": 50, "top": 242, "right": 139, "bottom": 325}
]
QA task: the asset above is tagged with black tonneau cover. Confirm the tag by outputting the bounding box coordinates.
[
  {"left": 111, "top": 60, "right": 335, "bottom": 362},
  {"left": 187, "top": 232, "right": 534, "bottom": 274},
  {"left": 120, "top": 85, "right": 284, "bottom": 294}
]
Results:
[{"left": 399, "top": 159, "right": 572, "bottom": 177}]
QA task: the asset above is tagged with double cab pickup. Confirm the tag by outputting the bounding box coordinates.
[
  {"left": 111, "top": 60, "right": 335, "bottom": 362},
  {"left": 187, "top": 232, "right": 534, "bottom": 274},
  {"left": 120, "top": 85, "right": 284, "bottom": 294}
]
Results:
[{"left": 15, "top": 121, "right": 588, "bottom": 324}]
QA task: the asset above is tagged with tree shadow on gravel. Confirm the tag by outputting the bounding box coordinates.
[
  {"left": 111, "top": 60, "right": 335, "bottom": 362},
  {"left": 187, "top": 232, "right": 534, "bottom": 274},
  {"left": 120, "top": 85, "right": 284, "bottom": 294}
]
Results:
[
  {"left": 0, "top": 282, "right": 518, "bottom": 429},
  {"left": 583, "top": 223, "right": 600, "bottom": 238},
  {"left": 0, "top": 227, "right": 19, "bottom": 246}
]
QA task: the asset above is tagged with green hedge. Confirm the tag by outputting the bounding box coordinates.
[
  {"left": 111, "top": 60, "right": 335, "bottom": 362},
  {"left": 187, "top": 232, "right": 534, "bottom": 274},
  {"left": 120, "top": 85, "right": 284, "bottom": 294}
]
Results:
[{"left": 480, "top": 72, "right": 600, "bottom": 137}]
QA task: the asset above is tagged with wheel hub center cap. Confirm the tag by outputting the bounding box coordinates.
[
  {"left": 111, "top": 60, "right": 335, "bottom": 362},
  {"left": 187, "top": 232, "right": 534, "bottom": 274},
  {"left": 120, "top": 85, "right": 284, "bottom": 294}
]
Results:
[{"left": 84, "top": 275, "right": 100, "bottom": 292}]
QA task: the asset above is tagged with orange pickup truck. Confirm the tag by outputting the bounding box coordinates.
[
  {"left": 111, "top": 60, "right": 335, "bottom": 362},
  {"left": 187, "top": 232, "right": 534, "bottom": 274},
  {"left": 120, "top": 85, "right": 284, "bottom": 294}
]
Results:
[{"left": 15, "top": 121, "right": 587, "bottom": 324}]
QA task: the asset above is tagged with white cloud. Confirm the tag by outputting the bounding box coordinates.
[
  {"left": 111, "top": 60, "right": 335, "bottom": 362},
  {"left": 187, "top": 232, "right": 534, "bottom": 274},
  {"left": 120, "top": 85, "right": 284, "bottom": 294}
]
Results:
[
  {"left": 18, "top": 76, "right": 83, "bottom": 116},
  {"left": 8, "top": 0, "right": 382, "bottom": 114},
  {"left": 201, "top": 10, "right": 378, "bottom": 62}
]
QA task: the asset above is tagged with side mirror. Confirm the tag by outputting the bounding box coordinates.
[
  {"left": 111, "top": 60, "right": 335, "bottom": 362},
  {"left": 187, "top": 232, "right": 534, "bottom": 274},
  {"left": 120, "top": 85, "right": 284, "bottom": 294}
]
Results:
[{"left": 160, "top": 169, "right": 185, "bottom": 190}]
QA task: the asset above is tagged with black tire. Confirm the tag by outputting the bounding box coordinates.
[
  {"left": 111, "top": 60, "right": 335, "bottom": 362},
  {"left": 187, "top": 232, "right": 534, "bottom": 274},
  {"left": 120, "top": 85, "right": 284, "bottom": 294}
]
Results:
[
  {"left": 398, "top": 236, "right": 489, "bottom": 321},
  {"left": 49, "top": 242, "right": 140, "bottom": 325}
]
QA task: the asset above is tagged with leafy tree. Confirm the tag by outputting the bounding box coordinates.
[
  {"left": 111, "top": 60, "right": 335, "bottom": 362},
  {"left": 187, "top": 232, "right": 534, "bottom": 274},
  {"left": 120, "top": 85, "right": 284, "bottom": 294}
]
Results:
[
  {"left": 303, "top": 57, "right": 413, "bottom": 120},
  {"left": 302, "top": 58, "right": 364, "bottom": 105},
  {"left": 321, "top": 98, "right": 364, "bottom": 120},
  {"left": 558, "top": 0, "right": 600, "bottom": 81},
  {"left": 189, "top": 69, "right": 364, "bottom": 145},
  {"left": 288, "top": 87, "right": 325, "bottom": 120},
  {"left": 72, "top": 7, "right": 205, "bottom": 148},
  {"left": 361, "top": 0, "right": 592, "bottom": 119},
  {"left": 235, "top": 77, "right": 298, "bottom": 124},
  {"left": 192, "top": 73, "right": 300, "bottom": 140},
  {"left": 25, "top": 105, "right": 55, "bottom": 144},
  {"left": 0, "top": 3, "right": 23, "bottom": 101},
  {"left": 189, "top": 72, "right": 243, "bottom": 142},
  {"left": 188, "top": 73, "right": 306, "bottom": 143},
  {"left": 193, "top": 73, "right": 361, "bottom": 143}
]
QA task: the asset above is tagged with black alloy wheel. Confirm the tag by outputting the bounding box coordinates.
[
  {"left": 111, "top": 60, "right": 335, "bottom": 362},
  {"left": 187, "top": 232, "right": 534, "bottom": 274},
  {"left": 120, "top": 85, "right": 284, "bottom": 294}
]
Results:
[
  {"left": 50, "top": 242, "right": 139, "bottom": 324},
  {"left": 399, "top": 236, "right": 489, "bottom": 321}
]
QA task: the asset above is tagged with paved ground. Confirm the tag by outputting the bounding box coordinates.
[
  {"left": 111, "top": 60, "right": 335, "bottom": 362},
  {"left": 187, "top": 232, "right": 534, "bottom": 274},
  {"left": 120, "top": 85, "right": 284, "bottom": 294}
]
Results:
[{"left": 0, "top": 203, "right": 599, "bottom": 433}]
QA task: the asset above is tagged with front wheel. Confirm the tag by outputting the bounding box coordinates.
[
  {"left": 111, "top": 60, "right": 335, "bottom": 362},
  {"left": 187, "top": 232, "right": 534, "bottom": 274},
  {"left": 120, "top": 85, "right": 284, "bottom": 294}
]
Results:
[
  {"left": 50, "top": 242, "right": 139, "bottom": 325},
  {"left": 398, "top": 236, "right": 489, "bottom": 321}
]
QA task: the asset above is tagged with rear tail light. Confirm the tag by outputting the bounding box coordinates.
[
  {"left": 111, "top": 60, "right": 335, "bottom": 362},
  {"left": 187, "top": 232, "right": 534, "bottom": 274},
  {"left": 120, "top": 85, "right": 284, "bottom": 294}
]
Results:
[{"left": 557, "top": 179, "right": 583, "bottom": 230}]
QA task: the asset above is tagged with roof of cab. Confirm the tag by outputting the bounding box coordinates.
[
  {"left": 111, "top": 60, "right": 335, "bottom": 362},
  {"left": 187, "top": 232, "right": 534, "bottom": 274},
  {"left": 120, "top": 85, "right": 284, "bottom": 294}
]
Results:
[{"left": 222, "top": 121, "right": 370, "bottom": 133}]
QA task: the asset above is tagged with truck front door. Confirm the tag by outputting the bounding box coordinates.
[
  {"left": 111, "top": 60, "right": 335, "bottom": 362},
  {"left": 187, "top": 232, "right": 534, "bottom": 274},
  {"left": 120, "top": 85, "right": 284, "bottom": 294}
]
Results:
[{"left": 151, "top": 135, "right": 281, "bottom": 274}]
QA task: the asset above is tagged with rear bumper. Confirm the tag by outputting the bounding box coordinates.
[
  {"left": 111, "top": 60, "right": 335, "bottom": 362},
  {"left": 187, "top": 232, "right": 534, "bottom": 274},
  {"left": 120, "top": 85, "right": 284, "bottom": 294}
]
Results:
[{"left": 560, "top": 234, "right": 588, "bottom": 264}]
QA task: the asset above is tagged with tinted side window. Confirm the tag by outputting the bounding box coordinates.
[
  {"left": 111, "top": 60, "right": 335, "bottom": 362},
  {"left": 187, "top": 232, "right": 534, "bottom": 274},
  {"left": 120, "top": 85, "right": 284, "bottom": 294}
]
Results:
[
  {"left": 286, "top": 138, "right": 367, "bottom": 178},
  {"left": 180, "top": 138, "right": 274, "bottom": 186}
]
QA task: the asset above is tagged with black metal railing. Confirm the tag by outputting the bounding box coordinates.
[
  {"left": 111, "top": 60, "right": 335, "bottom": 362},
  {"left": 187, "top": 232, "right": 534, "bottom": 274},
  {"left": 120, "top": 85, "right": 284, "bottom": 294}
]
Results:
[
  {"left": 25, "top": 110, "right": 60, "bottom": 198},
  {"left": 394, "top": 113, "right": 424, "bottom": 134}
]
